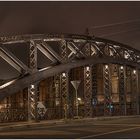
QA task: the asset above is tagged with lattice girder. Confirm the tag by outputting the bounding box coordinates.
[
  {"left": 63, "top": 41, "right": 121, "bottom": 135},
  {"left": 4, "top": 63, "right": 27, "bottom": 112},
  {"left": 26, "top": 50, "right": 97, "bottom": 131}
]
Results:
[
  {"left": 131, "top": 69, "right": 139, "bottom": 115},
  {"left": 84, "top": 66, "right": 92, "bottom": 118},
  {"left": 103, "top": 64, "right": 112, "bottom": 116},
  {"left": 28, "top": 40, "right": 38, "bottom": 121},
  {"left": 119, "top": 65, "right": 127, "bottom": 115}
]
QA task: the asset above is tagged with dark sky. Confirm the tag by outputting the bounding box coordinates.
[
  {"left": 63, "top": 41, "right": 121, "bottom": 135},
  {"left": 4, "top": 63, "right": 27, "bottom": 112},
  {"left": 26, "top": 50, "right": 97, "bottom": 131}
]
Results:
[{"left": 0, "top": 1, "right": 140, "bottom": 80}]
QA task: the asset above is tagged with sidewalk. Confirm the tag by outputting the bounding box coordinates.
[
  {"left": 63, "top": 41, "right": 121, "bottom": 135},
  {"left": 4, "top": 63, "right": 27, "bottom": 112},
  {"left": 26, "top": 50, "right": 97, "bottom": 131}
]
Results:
[{"left": 0, "top": 115, "right": 140, "bottom": 131}]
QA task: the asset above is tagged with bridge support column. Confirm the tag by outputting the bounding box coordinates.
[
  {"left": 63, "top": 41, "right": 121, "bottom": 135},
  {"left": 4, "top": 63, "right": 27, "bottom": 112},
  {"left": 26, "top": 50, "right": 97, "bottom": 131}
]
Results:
[
  {"left": 28, "top": 40, "right": 38, "bottom": 122},
  {"left": 60, "top": 40, "right": 72, "bottom": 119},
  {"left": 61, "top": 72, "right": 69, "bottom": 119},
  {"left": 54, "top": 74, "right": 61, "bottom": 119},
  {"left": 92, "top": 65, "right": 98, "bottom": 117},
  {"left": 131, "top": 69, "right": 139, "bottom": 115},
  {"left": 103, "top": 64, "right": 112, "bottom": 116},
  {"left": 119, "top": 65, "right": 127, "bottom": 115},
  {"left": 84, "top": 65, "right": 92, "bottom": 118}
]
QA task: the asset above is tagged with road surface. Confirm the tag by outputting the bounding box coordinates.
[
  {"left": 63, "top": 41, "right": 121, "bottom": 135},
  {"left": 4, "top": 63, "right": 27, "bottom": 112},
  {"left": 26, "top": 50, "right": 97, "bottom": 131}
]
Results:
[{"left": 0, "top": 117, "right": 140, "bottom": 138}]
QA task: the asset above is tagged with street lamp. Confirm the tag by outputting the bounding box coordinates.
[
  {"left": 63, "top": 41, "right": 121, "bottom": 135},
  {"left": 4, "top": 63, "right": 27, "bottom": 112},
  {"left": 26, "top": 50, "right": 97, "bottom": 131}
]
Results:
[{"left": 71, "top": 80, "right": 81, "bottom": 118}]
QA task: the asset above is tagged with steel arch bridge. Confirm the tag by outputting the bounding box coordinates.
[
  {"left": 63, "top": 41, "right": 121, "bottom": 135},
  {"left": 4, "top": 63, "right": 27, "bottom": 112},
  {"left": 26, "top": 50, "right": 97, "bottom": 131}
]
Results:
[{"left": 0, "top": 34, "right": 140, "bottom": 122}]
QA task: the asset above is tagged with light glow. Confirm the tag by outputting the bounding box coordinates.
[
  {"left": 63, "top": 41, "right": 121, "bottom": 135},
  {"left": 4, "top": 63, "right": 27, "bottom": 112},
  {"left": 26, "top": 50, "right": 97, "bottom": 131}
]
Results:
[
  {"left": 120, "top": 66, "right": 123, "bottom": 70},
  {"left": 62, "top": 72, "right": 66, "bottom": 77},
  {"left": 133, "top": 70, "right": 136, "bottom": 74},
  {"left": 31, "top": 84, "right": 35, "bottom": 89},
  {"left": 105, "top": 65, "right": 108, "bottom": 69},
  {"left": 77, "top": 98, "right": 81, "bottom": 101},
  {"left": 86, "top": 66, "right": 90, "bottom": 71}
]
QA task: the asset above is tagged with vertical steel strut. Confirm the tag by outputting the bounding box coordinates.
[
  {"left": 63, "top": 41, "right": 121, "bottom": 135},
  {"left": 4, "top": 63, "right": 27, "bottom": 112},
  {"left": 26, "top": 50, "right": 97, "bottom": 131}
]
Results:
[
  {"left": 92, "top": 65, "right": 98, "bottom": 116},
  {"left": 103, "top": 64, "right": 111, "bottom": 116},
  {"left": 60, "top": 40, "right": 70, "bottom": 119},
  {"left": 84, "top": 66, "right": 92, "bottom": 117},
  {"left": 131, "top": 69, "right": 139, "bottom": 115},
  {"left": 119, "top": 65, "right": 127, "bottom": 115},
  {"left": 54, "top": 74, "right": 61, "bottom": 118},
  {"left": 28, "top": 40, "right": 38, "bottom": 121},
  {"left": 61, "top": 72, "right": 69, "bottom": 119}
]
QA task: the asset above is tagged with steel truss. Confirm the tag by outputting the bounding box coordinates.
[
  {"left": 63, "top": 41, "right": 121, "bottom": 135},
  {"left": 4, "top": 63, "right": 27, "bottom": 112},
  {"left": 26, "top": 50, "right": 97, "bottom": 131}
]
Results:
[
  {"left": 0, "top": 34, "right": 140, "bottom": 121},
  {"left": 1, "top": 34, "right": 140, "bottom": 97},
  {"left": 119, "top": 65, "right": 127, "bottom": 115}
]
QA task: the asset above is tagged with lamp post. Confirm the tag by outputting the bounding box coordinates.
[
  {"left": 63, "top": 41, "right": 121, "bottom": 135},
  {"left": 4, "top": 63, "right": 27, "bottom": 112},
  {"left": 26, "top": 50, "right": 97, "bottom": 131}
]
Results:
[{"left": 71, "top": 80, "right": 81, "bottom": 118}]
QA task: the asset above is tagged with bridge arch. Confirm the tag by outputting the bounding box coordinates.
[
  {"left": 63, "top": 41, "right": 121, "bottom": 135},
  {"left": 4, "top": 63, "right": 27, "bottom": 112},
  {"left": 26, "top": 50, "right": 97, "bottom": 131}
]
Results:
[{"left": 0, "top": 34, "right": 140, "bottom": 122}]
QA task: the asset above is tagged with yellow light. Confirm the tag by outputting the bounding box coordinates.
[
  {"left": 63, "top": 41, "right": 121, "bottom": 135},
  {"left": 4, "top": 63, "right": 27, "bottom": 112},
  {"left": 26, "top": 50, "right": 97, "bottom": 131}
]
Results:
[
  {"left": 31, "top": 84, "right": 35, "bottom": 89},
  {"left": 120, "top": 66, "right": 123, "bottom": 70},
  {"left": 77, "top": 98, "right": 81, "bottom": 101},
  {"left": 62, "top": 73, "right": 66, "bottom": 77},
  {"left": 86, "top": 66, "right": 90, "bottom": 71},
  {"left": 105, "top": 65, "right": 108, "bottom": 69},
  {"left": 133, "top": 70, "right": 136, "bottom": 74}
]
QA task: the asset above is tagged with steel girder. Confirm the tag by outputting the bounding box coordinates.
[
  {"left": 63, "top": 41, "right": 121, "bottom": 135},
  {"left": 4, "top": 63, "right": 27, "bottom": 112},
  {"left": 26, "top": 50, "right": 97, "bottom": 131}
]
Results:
[
  {"left": 1, "top": 34, "right": 140, "bottom": 64},
  {"left": 1, "top": 33, "right": 140, "bottom": 104}
]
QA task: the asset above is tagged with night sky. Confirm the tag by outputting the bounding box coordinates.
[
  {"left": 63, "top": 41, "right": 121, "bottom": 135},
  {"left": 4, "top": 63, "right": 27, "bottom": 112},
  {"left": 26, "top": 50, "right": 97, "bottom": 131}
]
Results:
[{"left": 0, "top": 1, "right": 140, "bottom": 80}]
